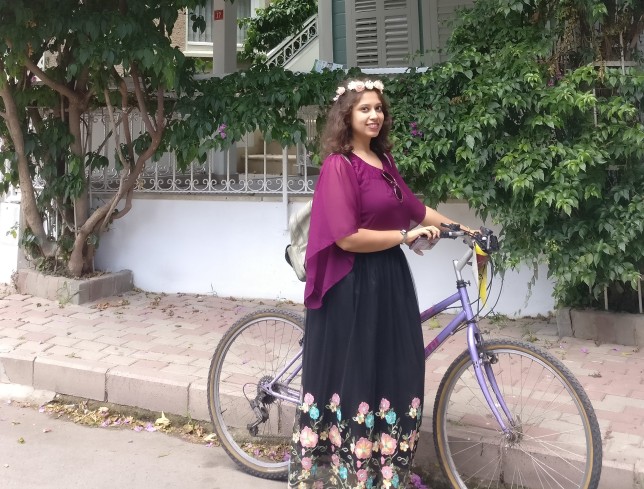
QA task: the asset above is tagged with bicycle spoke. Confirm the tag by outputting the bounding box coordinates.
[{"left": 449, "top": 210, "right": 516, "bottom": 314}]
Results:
[{"left": 207, "top": 309, "right": 304, "bottom": 480}]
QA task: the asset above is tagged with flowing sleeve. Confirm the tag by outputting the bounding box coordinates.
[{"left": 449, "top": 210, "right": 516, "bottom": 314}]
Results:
[{"left": 304, "top": 154, "right": 360, "bottom": 309}]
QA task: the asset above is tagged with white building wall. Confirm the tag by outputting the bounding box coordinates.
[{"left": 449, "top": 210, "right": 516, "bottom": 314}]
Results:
[
  {"left": 94, "top": 196, "right": 555, "bottom": 317},
  {"left": 0, "top": 194, "right": 20, "bottom": 284},
  {"left": 284, "top": 38, "right": 319, "bottom": 73}
]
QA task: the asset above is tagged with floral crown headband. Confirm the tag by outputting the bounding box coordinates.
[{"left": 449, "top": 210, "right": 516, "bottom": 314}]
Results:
[{"left": 333, "top": 79, "right": 385, "bottom": 102}]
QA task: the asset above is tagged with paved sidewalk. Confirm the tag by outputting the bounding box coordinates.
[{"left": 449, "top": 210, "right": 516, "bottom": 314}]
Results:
[{"left": 0, "top": 285, "right": 643, "bottom": 488}]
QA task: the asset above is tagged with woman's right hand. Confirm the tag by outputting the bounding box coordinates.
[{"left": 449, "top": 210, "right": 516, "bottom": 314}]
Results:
[{"left": 405, "top": 226, "right": 440, "bottom": 245}]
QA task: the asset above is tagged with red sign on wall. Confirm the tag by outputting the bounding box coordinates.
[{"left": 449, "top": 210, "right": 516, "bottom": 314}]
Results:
[{"left": 214, "top": 9, "right": 224, "bottom": 20}]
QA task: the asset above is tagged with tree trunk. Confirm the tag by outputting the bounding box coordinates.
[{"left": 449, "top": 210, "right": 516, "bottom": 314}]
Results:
[{"left": 0, "top": 83, "right": 55, "bottom": 257}]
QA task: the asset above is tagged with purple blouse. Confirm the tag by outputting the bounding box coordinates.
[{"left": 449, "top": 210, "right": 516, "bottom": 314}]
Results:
[{"left": 304, "top": 152, "right": 426, "bottom": 309}]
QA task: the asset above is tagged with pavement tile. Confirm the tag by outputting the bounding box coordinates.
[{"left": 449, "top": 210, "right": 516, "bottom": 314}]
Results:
[
  {"left": 0, "top": 327, "right": 28, "bottom": 339},
  {"left": 94, "top": 335, "right": 129, "bottom": 347},
  {"left": 100, "top": 354, "right": 137, "bottom": 367},
  {"left": 22, "top": 331, "right": 56, "bottom": 343},
  {"left": 18, "top": 323, "right": 50, "bottom": 333},
  {"left": 12, "top": 340, "right": 53, "bottom": 354},
  {"left": 44, "top": 345, "right": 81, "bottom": 357},
  {"left": 130, "top": 359, "right": 170, "bottom": 370},
  {"left": 160, "top": 364, "right": 204, "bottom": 376},
  {"left": 99, "top": 345, "right": 136, "bottom": 357},
  {"left": 0, "top": 319, "right": 25, "bottom": 328}
]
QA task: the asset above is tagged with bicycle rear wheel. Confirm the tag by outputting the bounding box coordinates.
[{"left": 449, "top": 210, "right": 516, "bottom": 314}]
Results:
[
  {"left": 207, "top": 308, "right": 304, "bottom": 480},
  {"left": 433, "top": 339, "right": 602, "bottom": 489}
]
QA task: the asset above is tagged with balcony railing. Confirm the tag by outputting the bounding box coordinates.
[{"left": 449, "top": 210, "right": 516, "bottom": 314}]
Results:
[{"left": 87, "top": 106, "right": 320, "bottom": 196}]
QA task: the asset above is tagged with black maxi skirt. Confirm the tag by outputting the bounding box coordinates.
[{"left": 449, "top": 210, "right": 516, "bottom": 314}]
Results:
[{"left": 288, "top": 246, "right": 426, "bottom": 489}]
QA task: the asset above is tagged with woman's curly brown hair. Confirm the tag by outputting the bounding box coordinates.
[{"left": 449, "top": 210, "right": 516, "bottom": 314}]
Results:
[{"left": 319, "top": 79, "right": 393, "bottom": 159}]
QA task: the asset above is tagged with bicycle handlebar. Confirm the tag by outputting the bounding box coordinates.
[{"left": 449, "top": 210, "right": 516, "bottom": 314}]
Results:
[{"left": 439, "top": 223, "right": 500, "bottom": 254}]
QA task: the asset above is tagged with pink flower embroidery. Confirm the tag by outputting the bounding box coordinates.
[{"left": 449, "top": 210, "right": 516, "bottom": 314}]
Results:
[
  {"left": 299, "top": 426, "right": 319, "bottom": 448},
  {"left": 354, "top": 437, "right": 373, "bottom": 459},
  {"left": 357, "top": 469, "right": 368, "bottom": 482},
  {"left": 314, "top": 481, "right": 324, "bottom": 489},
  {"left": 409, "top": 430, "right": 417, "bottom": 450},
  {"left": 411, "top": 397, "right": 421, "bottom": 409},
  {"left": 358, "top": 402, "right": 370, "bottom": 415},
  {"left": 330, "top": 393, "right": 341, "bottom": 405},
  {"left": 329, "top": 425, "right": 342, "bottom": 447},
  {"left": 331, "top": 454, "right": 340, "bottom": 466},
  {"left": 304, "top": 393, "right": 314, "bottom": 405},
  {"left": 301, "top": 457, "right": 313, "bottom": 470},
  {"left": 381, "top": 465, "right": 393, "bottom": 480},
  {"left": 380, "top": 433, "right": 397, "bottom": 456},
  {"left": 379, "top": 398, "right": 390, "bottom": 411}
]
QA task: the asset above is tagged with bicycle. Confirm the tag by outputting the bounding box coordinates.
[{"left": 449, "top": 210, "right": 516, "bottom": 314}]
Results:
[{"left": 207, "top": 227, "right": 602, "bottom": 489}]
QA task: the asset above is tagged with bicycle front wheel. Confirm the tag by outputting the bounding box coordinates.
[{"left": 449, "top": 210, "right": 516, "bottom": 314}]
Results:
[
  {"left": 433, "top": 339, "right": 602, "bottom": 489},
  {"left": 207, "top": 308, "right": 304, "bottom": 480}
]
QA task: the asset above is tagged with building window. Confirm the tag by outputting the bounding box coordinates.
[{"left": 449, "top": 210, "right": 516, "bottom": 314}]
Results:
[{"left": 186, "top": 0, "right": 257, "bottom": 55}]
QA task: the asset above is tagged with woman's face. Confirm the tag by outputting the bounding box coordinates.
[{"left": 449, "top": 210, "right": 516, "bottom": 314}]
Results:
[{"left": 350, "top": 91, "right": 384, "bottom": 144}]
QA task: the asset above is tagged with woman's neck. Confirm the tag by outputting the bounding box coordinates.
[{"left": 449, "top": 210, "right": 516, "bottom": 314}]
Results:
[{"left": 351, "top": 139, "right": 372, "bottom": 155}]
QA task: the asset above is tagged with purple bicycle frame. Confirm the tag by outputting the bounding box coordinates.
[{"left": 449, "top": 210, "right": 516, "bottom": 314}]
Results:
[{"left": 420, "top": 281, "right": 514, "bottom": 434}]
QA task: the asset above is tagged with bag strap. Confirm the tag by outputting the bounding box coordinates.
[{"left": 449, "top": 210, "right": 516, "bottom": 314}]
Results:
[{"left": 383, "top": 152, "right": 394, "bottom": 167}]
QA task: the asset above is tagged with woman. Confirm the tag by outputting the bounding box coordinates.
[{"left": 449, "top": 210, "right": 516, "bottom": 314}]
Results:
[{"left": 288, "top": 79, "right": 472, "bottom": 489}]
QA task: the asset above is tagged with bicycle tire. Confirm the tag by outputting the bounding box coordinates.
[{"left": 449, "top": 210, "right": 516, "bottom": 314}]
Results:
[
  {"left": 207, "top": 308, "right": 305, "bottom": 480},
  {"left": 433, "top": 339, "right": 602, "bottom": 489}
]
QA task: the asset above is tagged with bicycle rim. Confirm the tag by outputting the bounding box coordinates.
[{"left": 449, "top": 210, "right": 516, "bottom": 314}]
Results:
[
  {"left": 207, "top": 308, "right": 304, "bottom": 479},
  {"left": 433, "top": 339, "right": 602, "bottom": 489}
]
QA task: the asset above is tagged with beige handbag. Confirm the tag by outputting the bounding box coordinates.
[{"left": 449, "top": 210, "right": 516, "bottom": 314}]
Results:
[
  {"left": 284, "top": 200, "right": 313, "bottom": 282},
  {"left": 284, "top": 155, "right": 352, "bottom": 281}
]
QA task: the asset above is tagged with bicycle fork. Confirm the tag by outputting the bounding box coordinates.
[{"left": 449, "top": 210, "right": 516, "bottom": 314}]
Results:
[{"left": 467, "top": 326, "right": 520, "bottom": 442}]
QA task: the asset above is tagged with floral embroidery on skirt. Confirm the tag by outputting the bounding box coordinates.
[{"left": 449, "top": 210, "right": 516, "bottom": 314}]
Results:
[{"left": 288, "top": 393, "right": 423, "bottom": 488}]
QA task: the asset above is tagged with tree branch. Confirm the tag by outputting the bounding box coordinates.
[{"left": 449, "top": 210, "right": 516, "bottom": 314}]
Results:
[
  {"left": 99, "top": 88, "right": 130, "bottom": 233},
  {"left": 23, "top": 56, "right": 80, "bottom": 103},
  {"left": 130, "top": 64, "right": 157, "bottom": 136}
]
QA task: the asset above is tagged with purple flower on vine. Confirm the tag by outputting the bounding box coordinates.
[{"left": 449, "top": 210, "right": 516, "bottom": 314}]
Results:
[
  {"left": 215, "top": 123, "right": 227, "bottom": 139},
  {"left": 409, "top": 122, "right": 424, "bottom": 138}
]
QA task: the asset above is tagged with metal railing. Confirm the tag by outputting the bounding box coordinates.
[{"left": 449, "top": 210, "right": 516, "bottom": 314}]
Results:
[
  {"left": 265, "top": 15, "right": 318, "bottom": 68},
  {"left": 88, "top": 106, "right": 320, "bottom": 196}
]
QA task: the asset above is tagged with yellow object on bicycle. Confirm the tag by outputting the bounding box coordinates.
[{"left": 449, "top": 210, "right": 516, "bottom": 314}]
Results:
[{"left": 475, "top": 242, "right": 489, "bottom": 306}]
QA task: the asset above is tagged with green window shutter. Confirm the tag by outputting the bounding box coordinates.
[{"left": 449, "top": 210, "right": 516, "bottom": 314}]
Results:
[
  {"left": 354, "top": 0, "right": 379, "bottom": 67},
  {"left": 429, "top": 0, "right": 474, "bottom": 61},
  {"left": 347, "top": 0, "right": 419, "bottom": 68},
  {"left": 383, "top": 0, "right": 412, "bottom": 66}
]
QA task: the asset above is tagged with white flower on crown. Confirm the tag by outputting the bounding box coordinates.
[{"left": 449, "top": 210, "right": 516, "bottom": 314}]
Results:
[
  {"left": 333, "top": 86, "right": 346, "bottom": 101},
  {"left": 333, "top": 79, "right": 385, "bottom": 102}
]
